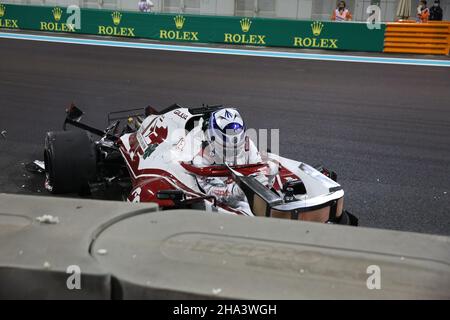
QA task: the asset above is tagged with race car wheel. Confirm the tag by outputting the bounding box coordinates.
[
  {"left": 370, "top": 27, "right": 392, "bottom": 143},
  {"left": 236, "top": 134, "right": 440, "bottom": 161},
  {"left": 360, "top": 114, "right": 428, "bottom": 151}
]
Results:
[
  {"left": 44, "top": 130, "right": 97, "bottom": 194},
  {"left": 337, "top": 210, "right": 359, "bottom": 226}
]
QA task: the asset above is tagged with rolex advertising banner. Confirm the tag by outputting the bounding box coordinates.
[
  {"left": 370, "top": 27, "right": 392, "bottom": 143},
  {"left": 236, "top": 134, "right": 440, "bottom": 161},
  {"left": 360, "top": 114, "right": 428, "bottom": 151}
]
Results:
[{"left": 0, "top": 4, "right": 386, "bottom": 52}]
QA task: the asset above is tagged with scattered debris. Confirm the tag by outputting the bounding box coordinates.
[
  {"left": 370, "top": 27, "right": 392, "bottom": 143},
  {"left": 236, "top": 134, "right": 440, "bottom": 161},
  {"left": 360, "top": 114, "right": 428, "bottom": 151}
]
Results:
[
  {"left": 376, "top": 178, "right": 380, "bottom": 182},
  {"left": 25, "top": 160, "right": 45, "bottom": 174},
  {"left": 444, "top": 191, "right": 447, "bottom": 195},
  {"left": 1, "top": 130, "right": 6, "bottom": 139},
  {"left": 21, "top": 185, "right": 25, "bottom": 188},
  {"left": 36, "top": 215, "right": 59, "bottom": 224},
  {"left": 97, "top": 249, "right": 108, "bottom": 256},
  {"left": 212, "top": 288, "right": 222, "bottom": 295},
  {"left": 36, "top": 159, "right": 45, "bottom": 168},
  {"left": 44, "top": 179, "right": 53, "bottom": 192}
]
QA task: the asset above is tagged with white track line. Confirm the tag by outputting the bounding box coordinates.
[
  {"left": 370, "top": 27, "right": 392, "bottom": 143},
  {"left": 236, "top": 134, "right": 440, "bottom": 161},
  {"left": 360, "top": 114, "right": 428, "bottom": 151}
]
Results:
[{"left": 1, "top": 31, "right": 449, "bottom": 67}]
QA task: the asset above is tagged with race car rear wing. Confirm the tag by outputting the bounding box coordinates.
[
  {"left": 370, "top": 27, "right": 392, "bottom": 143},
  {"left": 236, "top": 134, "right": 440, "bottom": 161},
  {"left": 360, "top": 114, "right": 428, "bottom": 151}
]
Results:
[
  {"left": 107, "top": 107, "right": 145, "bottom": 125},
  {"left": 63, "top": 104, "right": 145, "bottom": 142},
  {"left": 63, "top": 103, "right": 108, "bottom": 138}
]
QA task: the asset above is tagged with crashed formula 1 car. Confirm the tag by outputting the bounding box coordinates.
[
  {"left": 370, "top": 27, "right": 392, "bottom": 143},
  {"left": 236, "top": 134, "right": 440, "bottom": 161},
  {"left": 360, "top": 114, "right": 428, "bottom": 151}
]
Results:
[{"left": 43, "top": 104, "right": 357, "bottom": 225}]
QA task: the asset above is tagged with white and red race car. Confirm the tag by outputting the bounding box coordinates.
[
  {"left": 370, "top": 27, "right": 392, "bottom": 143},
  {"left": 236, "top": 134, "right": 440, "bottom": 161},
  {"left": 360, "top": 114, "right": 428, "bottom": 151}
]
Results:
[{"left": 43, "top": 104, "right": 357, "bottom": 225}]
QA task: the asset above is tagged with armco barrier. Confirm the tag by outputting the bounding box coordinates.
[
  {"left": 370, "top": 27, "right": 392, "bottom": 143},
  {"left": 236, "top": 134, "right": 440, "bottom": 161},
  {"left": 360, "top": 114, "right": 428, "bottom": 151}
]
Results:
[{"left": 0, "top": 3, "right": 386, "bottom": 52}]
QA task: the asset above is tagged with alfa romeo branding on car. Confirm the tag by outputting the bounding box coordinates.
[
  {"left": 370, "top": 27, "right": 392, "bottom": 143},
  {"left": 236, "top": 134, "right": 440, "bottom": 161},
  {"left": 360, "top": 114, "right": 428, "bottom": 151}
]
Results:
[
  {"left": 139, "top": 116, "right": 169, "bottom": 147},
  {"left": 42, "top": 104, "right": 356, "bottom": 225}
]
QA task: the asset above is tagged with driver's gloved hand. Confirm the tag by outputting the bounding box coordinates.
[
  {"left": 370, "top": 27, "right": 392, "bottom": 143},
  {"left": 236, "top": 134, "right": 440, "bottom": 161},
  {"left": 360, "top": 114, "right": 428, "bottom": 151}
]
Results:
[{"left": 251, "top": 160, "right": 279, "bottom": 188}]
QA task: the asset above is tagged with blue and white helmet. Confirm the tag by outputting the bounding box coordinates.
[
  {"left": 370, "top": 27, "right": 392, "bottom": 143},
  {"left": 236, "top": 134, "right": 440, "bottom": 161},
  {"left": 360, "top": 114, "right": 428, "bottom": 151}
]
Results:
[{"left": 206, "top": 108, "right": 246, "bottom": 160}]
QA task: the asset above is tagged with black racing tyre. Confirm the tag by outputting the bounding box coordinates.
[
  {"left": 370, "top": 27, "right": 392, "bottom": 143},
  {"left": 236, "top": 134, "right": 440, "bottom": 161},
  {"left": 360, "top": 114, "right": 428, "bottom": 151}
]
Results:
[
  {"left": 337, "top": 210, "right": 359, "bottom": 226},
  {"left": 44, "top": 130, "right": 97, "bottom": 194}
]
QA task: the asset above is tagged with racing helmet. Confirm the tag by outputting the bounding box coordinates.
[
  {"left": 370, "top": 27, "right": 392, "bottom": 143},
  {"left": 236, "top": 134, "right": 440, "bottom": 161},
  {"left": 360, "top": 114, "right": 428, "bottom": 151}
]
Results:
[{"left": 206, "top": 108, "right": 246, "bottom": 163}]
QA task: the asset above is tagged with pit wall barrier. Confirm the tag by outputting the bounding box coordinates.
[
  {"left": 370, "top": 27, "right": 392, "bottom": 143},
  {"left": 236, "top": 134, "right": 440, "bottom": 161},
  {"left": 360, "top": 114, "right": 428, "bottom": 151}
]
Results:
[
  {"left": 1, "top": 194, "right": 450, "bottom": 299},
  {"left": 0, "top": 3, "right": 386, "bottom": 52},
  {"left": 384, "top": 21, "right": 450, "bottom": 55}
]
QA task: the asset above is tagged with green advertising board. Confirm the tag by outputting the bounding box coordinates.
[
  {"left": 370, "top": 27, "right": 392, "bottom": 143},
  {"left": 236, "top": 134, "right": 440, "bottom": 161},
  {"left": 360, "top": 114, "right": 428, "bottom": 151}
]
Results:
[{"left": 0, "top": 3, "right": 386, "bottom": 52}]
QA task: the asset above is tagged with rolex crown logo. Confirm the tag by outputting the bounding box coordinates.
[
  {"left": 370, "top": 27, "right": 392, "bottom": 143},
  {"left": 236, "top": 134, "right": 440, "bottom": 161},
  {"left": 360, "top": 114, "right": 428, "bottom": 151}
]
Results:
[
  {"left": 0, "top": 4, "right": 6, "bottom": 18},
  {"left": 174, "top": 15, "right": 185, "bottom": 30},
  {"left": 111, "top": 11, "right": 122, "bottom": 26},
  {"left": 240, "top": 18, "right": 252, "bottom": 33},
  {"left": 311, "top": 21, "right": 324, "bottom": 36},
  {"left": 52, "top": 7, "right": 63, "bottom": 22}
]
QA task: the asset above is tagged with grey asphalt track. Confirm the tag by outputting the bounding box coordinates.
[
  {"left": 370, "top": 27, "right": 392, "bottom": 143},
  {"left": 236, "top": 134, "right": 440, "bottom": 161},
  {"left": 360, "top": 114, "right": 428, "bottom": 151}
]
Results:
[{"left": 0, "top": 35, "right": 449, "bottom": 235}]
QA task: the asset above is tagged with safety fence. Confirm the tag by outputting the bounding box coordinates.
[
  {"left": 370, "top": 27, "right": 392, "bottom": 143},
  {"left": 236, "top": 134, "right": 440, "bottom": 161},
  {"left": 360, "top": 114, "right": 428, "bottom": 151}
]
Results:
[{"left": 0, "top": 3, "right": 386, "bottom": 52}]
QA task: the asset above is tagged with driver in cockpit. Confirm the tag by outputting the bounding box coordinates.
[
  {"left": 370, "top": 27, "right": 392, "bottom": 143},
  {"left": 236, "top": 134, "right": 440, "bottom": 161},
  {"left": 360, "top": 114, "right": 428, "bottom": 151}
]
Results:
[{"left": 192, "top": 108, "right": 277, "bottom": 214}]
